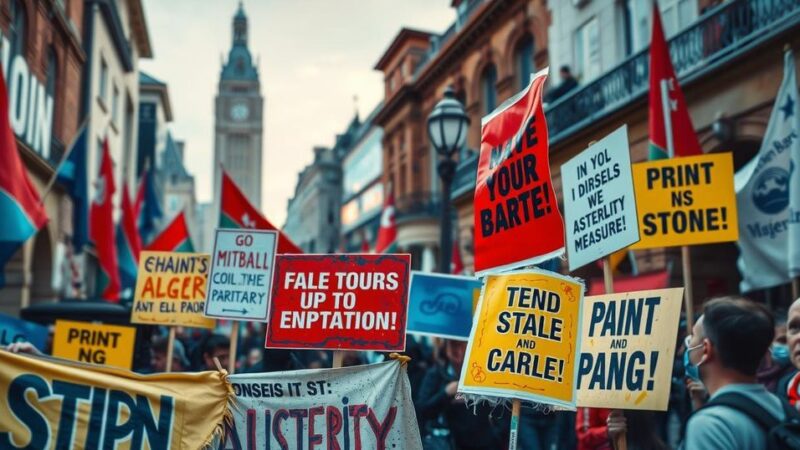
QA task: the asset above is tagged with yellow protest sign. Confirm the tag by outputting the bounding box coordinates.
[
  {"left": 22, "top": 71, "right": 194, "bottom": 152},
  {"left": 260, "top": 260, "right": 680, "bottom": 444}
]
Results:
[
  {"left": 458, "top": 269, "right": 584, "bottom": 409},
  {"left": 52, "top": 320, "right": 136, "bottom": 369},
  {"left": 632, "top": 152, "right": 738, "bottom": 248},
  {"left": 576, "top": 288, "right": 684, "bottom": 410},
  {"left": 132, "top": 251, "right": 215, "bottom": 328},
  {"left": 0, "top": 349, "right": 231, "bottom": 449}
]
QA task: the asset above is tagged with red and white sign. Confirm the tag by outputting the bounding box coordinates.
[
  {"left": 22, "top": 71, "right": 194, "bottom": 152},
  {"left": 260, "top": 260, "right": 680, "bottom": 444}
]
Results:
[
  {"left": 473, "top": 68, "right": 565, "bottom": 275},
  {"left": 265, "top": 254, "right": 411, "bottom": 351}
]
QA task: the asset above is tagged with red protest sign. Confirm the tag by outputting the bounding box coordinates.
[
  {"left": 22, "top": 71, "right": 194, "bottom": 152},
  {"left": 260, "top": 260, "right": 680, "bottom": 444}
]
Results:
[
  {"left": 265, "top": 254, "right": 411, "bottom": 351},
  {"left": 473, "top": 68, "right": 565, "bottom": 275}
]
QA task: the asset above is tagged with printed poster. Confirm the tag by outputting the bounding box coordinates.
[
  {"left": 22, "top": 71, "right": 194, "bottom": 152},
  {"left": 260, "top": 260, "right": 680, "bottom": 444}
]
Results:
[{"left": 407, "top": 272, "right": 482, "bottom": 341}]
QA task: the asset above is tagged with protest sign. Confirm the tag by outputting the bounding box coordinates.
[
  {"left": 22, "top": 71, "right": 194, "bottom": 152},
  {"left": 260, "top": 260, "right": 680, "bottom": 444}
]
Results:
[
  {"left": 576, "top": 288, "right": 684, "bottom": 410},
  {"left": 473, "top": 68, "right": 565, "bottom": 275},
  {"left": 205, "top": 228, "right": 278, "bottom": 321},
  {"left": 51, "top": 320, "right": 136, "bottom": 369},
  {"left": 0, "top": 349, "right": 231, "bottom": 449},
  {"left": 407, "top": 272, "right": 482, "bottom": 341},
  {"left": 217, "top": 360, "right": 422, "bottom": 450},
  {"left": 132, "top": 251, "right": 215, "bottom": 328},
  {"left": 0, "top": 312, "right": 48, "bottom": 350},
  {"left": 266, "top": 254, "right": 411, "bottom": 351},
  {"left": 632, "top": 152, "right": 739, "bottom": 248},
  {"left": 458, "top": 269, "right": 584, "bottom": 409},
  {"left": 562, "top": 125, "right": 640, "bottom": 270}
]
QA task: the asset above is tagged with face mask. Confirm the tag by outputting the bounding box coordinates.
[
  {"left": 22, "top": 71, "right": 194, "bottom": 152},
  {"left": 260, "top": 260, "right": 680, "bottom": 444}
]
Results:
[
  {"left": 771, "top": 344, "right": 790, "bottom": 365},
  {"left": 684, "top": 342, "right": 705, "bottom": 381}
]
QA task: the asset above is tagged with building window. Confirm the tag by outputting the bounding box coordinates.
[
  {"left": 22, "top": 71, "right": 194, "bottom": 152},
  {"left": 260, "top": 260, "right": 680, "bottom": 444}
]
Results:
[
  {"left": 10, "top": 0, "right": 26, "bottom": 56},
  {"left": 481, "top": 64, "right": 498, "bottom": 115},
  {"left": 112, "top": 85, "right": 120, "bottom": 125},
  {"left": 574, "top": 17, "right": 601, "bottom": 82},
  {"left": 99, "top": 57, "right": 109, "bottom": 106},
  {"left": 515, "top": 34, "right": 535, "bottom": 90},
  {"left": 621, "top": 0, "right": 698, "bottom": 57}
]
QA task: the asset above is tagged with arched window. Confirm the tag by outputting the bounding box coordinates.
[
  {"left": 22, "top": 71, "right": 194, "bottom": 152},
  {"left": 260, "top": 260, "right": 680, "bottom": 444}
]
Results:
[
  {"left": 10, "top": 0, "right": 27, "bottom": 56},
  {"left": 515, "top": 35, "right": 535, "bottom": 90},
  {"left": 481, "top": 64, "right": 497, "bottom": 115}
]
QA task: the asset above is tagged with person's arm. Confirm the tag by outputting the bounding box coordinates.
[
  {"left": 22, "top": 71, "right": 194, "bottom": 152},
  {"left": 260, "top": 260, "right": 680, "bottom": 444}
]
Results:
[
  {"left": 576, "top": 408, "right": 610, "bottom": 449},
  {"left": 415, "top": 369, "right": 450, "bottom": 422},
  {"left": 684, "top": 411, "right": 738, "bottom": 450}
]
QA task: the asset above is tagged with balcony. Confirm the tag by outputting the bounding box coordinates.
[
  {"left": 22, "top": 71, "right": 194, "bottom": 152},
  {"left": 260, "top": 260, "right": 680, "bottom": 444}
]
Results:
[
  {"left": 546, "top": 0, "right": 800, "bottom": 145},
  {"left": 395, "top": 192, "right": 441, "bottom": 224}
]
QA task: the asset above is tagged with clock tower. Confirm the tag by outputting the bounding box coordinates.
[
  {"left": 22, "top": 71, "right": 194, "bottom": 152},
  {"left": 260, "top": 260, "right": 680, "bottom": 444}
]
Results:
[{"left": 214, "top": 2, "right": 263, "bottom": 208}]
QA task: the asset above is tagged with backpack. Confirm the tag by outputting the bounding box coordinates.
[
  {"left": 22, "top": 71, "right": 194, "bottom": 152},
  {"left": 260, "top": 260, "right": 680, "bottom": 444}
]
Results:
[{"left": 699, "top": 392, "right": 800, "bottom": 450}]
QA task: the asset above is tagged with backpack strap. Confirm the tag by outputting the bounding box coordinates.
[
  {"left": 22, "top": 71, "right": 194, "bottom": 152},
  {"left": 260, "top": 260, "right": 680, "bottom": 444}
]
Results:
[{"left": 700, "top": 392, "right": 781, "bottom": 432}]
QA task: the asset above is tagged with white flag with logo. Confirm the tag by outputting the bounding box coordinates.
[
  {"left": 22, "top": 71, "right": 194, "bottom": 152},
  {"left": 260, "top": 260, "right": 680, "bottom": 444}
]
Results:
[{"left": 735, "top": 50, "right": 800, "bottom": 292}]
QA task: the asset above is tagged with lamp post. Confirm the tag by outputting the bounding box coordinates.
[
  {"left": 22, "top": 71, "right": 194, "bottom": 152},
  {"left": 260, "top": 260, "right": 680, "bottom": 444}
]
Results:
[{"left": 427, "top": 87, "right": 470, "bottom": 274}]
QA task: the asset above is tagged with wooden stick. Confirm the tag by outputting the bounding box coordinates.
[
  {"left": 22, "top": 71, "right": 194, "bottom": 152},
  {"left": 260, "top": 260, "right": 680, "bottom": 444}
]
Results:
[
  {"left": 615, "top": 430, "right": 628, "bottom": 450},
  {"left": 508, "top": 399, "right": 521, "bottom": 450},
  {"left": 165, "top": 327, "right": 176, "bottom": 373},
  {"left": 332, "top": 350, "right": 344, "bottom": 368},
  {"left": 229, "top": 321, "right": 239, "bottom": 374},
  {"left": 681, "top": 246, "right": 695, "bottom": 333},
  {"left": 603, "top": 257, "right": 628, "bottom": 450}
]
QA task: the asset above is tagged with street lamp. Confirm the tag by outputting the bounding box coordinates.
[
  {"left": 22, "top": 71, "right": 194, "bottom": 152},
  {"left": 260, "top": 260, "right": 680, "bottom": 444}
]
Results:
[{"left": 427, "top": 87, "right": 470, "bottom": 274}]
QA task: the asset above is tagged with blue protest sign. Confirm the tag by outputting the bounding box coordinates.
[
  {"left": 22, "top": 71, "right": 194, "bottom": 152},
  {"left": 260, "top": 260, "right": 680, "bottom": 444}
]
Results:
[
  {"left": 407, "top": 272, "right": 482, "bottom": 341},
  {"left": 0, "top": 312, "right": 48, "bottom": 350}
]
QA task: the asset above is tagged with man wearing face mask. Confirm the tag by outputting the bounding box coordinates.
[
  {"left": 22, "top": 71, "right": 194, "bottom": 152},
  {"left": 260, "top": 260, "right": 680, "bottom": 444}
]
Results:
[
  {"left": 682, "top": 296, "right": 791, "bottom": 450},
  {"left": 780, "top": 299, "right": 800, "bottom": 408},
  {"left": 757, "top": 311, "right": 794, "bottom": 393}
]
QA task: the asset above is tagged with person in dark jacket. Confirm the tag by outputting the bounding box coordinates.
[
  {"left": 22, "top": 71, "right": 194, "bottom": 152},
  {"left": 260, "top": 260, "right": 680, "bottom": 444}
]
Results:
[
  {"left": 545, "top": 66, "right": 579, "bottom": 103},
  {"left": 416, "top": 339, "right": 504, "bottom": 450}
]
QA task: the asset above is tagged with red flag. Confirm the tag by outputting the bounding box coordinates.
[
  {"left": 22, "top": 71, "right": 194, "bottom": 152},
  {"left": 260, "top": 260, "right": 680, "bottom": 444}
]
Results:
[
  {"left": 648, "top": 5, "right": 702, "bottom": 160},
  {"left": 451, "top": 239, "right": 464, "bottom": 275},
  {"left": 90, "top": 139, "right": 120, "bottom": 301},
  {"left": 220, "top": 170, "right": 302, "bottom": 254},
  {"left": 146, "top": 211, "right": 194, "bottom": 252},
  {"left": 374, "top": 189, "right": 397, "bottom": 253},
  {"left": 360, "top": 232, "right": 371, "bottom": 253},
  {"left": 116, "top": 184, "right": 141, "bottom": 290}
]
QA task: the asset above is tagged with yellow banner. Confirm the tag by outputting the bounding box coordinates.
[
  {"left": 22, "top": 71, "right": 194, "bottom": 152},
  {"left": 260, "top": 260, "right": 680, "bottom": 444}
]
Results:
[
  {"left": 132, "top": 251, "right": 215, "bottom": 329},
  {"left": 52, "top": 320, "right": 136, "bottom": 369},
  {"left": 0, "top": 350, "right": 231, "bottom": 449},
  {"left": 576, "top": 288, "right": 684, "bottom": 410},
  {"left": 632, "top": 152, "right": 738, "bottom": 248},
  {"left": 458, "top": 270, "right": 584, "bottom": 409}
]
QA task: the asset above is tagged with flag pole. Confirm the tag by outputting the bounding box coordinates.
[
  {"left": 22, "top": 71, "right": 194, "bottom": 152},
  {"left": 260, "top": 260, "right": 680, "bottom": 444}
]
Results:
[
  {"left": 229, "top": 321, "right": 239, "bottom": 374},
  {"left": 165, "top": 327, "right": 176, "bottom": 373},
  {"left": 332, "top": 351, "right": 344, "bottom": 368},
  {"left": 40, "top": 119, "right": 88, "bottom": 204}
]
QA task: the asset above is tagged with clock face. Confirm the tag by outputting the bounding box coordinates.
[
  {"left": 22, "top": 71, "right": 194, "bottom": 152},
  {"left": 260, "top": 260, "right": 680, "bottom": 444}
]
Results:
[{"left": 230, "top": 103, "right": 249, "bottom": 121}]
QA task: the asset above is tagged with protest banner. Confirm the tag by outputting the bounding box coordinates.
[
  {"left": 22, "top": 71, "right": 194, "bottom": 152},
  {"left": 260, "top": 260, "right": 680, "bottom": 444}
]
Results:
[
  {"left": 0, "top": 349, "right": 231, "bottom": 449},
  {"left": 458, "top": 269, "right": 585, "bottom": 410},
  {"left": 562, "top": 126, "right": 640, "bottom": 271},
  {"left": 132, "top": 251, "right": 215, "bottom": 329},
  {"left": 407, "top": 271, "right": 482, "bottom": 341},
  {"left": 632, "top": 152, "right": 739, "bottom": 249},
  {"left": 217, "top": 360, "right": 422, "bottom": 450},
  {"left": 52, "top": 320, "right": 136, "bottom": 369},
  {"left": 0, "top": 312, "right": 48, "bottom": 350},
  {"left": 266, "top": 254, "right": 411, "bottom": 351},
  {"left": 576, "top": 288, "right": 684, "bottom": 410},
  {"left": 205, "top": 228, "right": 278, "bottom": 321},
  {"left": 473, "top": 68, "right": 565, "bottom": 275}
]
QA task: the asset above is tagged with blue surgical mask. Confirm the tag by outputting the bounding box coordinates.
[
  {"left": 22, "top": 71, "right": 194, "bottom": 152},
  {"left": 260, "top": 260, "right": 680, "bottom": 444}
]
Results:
[
  {"left": 684, "top": 336, "right": 705, "bottom": 381},
  {"left": 771, "top": 344, "right": 790, "bottom": 366}
]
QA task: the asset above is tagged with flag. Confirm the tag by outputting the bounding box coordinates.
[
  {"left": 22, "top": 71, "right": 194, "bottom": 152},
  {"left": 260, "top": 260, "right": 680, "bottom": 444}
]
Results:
[
  {"left": 135, "top": 168, "right": 162, "bottom": 245},
  {"left": 374, "top": 189, "right": 397, "bottom": 253},
  {"left": 56, "top": 123, "right": 89, "bottom": 252},
  {"left": 360, "top": 231, "right": 371, "bottom": 253},
  {"left": 451, "top": 239, "right": 464, "bottom": 274},
  {"left": 0, "top": 69, "right": 48, "bottom": 286},
  {"left": 90, "top": 139, "right": 120, "bottom": 301},
  {"left": 220, "top": 169, "right": 302, "bottom": 254},
  {"left": 648, "top": 4, "right": 703, "bottom": 160},
  {"left": 116, "top": 184, "right": 141, "bottom": 295},
  {"left": 736, "top": 49, "right": 800, "bottom": 291},
  {"left": 146, "top": 211, "right": 194, "bottom": 252}
]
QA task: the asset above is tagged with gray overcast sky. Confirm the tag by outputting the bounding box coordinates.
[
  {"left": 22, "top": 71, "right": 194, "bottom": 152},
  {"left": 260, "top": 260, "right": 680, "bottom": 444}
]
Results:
[{"left": 140, "top": 0, "right": 454, "bottom": 225}]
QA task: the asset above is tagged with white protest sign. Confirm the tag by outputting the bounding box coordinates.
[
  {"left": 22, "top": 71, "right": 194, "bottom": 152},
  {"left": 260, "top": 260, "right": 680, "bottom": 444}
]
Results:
[
  {"left": 562, "top": 125, "right": 640, "bottom": 271},
  {"left": 205, "top": 228, "right": 278, "bottom": 320}
]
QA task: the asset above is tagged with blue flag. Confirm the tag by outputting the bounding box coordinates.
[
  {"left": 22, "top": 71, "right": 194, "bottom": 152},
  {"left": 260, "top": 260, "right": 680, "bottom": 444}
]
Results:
[
  {"left": 136, "top": 169, "right": 163, "bottom": 245},
  {"left": 56, "top": 124, "right": 89, "bottom": 253}
]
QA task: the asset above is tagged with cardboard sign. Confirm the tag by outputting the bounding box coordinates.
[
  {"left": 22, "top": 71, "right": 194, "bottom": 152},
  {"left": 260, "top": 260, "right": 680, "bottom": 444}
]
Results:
[
  {"left": 407, "top": 272, "right": 483, "bottom": 341},
  {"left": 52, "top": 320, "right": 136, "bottom": 369},
  {"left": 577, "top": 288, "right": 684, "bottom": 410},
  {"left": 132, "top": 251, "right": 215, "bottom": 329},
  {"left": 219, "top": 360, "right": 422, "bottom": 449},
  {"left": 0, "top": 312, "right": 48, "bottom": 350},
  {"left": 632, "top": 152, "right": 739, "bottom": 248},
  {"left": 562, "top": 125, "right": 640, "bottom": 270},
  {"left": 266, "top": 254, "right": 411, "bottom": 351},
  {"left": 205, "top": 228, "right": 278, "bottom": 321},
  {"left": 473, "top": 68, "right": 565, "bottom": 275},
  {"left": 458, "top": 269, "right": 584, "bottom": 409}
]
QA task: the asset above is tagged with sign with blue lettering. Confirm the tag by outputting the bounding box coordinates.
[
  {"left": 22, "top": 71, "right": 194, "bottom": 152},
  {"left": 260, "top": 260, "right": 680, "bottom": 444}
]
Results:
[
  {"left": 562, "top": 125, "right": 640, "bottom": 271},
  {"left": 407, "top": 272, "right": 482, "bottom": 341},
  {"left": 0, "top": 312, "right": 48, "bottom": 350}
]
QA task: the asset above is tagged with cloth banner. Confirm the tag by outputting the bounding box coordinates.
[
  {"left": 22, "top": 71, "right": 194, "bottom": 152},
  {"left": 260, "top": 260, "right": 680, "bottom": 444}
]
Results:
[
  {"left": 0, "top": 350, "right": 232, "bottom": 449},
  {"left": 217, "top": 360, "right": 422, "bottom": 450}
]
